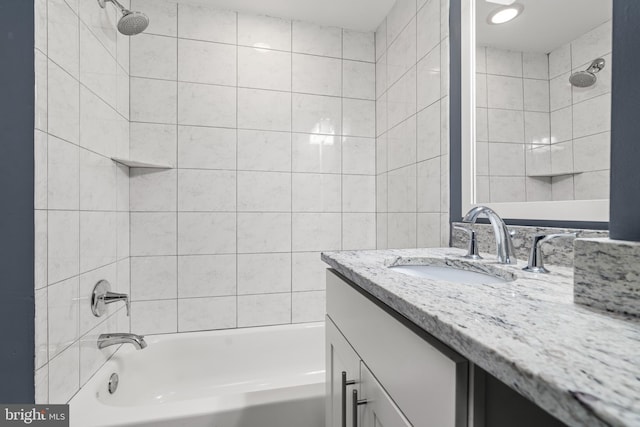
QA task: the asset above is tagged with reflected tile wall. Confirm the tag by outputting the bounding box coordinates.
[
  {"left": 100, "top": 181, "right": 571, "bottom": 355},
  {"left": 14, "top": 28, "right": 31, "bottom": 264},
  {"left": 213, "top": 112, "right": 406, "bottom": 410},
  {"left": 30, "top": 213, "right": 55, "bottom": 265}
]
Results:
[
  {"left": 477, "top": 19, "right": 611, "bottom": 203},
  {"left": 376, "top": 0, "right": 450, "bottom": 249},
  {"left": 129, "top": 1, "right": 376, "bottom": 334},
  {"left": 35, "top": 0, "right": 132, "bottom": 404}
]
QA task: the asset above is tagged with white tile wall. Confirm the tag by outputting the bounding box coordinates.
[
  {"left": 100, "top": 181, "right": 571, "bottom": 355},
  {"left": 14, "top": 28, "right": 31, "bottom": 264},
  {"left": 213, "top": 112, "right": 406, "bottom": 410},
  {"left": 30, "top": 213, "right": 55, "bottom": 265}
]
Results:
[
  {"left": 376, "top": 0, "right": 450, "bottom": 249},
  {"left": 128, "top": 4, "right": 376, "bottom": 333},
  {"left": 34, "top": 0, "right": 131, "bottom": 404}
]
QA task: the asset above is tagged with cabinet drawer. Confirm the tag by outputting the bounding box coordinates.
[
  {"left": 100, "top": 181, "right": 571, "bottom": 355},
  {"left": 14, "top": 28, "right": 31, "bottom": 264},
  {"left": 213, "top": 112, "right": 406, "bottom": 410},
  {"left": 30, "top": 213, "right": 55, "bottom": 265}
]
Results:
[{"left": 327, "top": 269, "right": 467, "bottom": 427}]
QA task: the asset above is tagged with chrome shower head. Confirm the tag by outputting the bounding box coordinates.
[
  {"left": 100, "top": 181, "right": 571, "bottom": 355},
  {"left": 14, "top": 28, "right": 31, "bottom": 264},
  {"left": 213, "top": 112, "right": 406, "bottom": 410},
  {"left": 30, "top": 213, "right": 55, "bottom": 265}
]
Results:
[
  {"left": 569, "top": 58, "right": 605, "bottom": 88},
  {"left": 98, "top": 0, "right": 149, "bottom": 36}
]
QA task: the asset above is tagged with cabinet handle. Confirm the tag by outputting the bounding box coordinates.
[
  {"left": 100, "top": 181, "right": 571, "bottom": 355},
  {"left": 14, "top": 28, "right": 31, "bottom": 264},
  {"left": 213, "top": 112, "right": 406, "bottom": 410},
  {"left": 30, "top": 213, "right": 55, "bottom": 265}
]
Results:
[
  {"left": 352, "top": 389, "right": 367, "bottom": 427},
  {"left": 341, "top": 371, "right": 356, "bottom": 427}
]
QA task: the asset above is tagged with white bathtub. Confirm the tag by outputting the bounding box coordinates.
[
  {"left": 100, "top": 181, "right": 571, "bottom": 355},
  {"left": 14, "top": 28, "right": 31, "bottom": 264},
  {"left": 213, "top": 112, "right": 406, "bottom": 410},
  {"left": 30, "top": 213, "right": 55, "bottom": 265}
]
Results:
[{"left": 70, "top": 322, "right": 325, "bottom": 427}]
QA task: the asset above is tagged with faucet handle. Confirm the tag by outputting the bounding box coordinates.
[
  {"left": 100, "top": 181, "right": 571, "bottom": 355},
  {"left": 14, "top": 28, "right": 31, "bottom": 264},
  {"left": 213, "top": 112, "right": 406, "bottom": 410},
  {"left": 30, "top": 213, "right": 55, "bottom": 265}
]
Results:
[
  {"left": 453, "top": 225, "right": 482, "bottom": 260},
  {"left": 523, "top": 233, "right": 577, "bottom": 274},
  {"left": 91, "top": 280, "right": 131, "bottom": 317}
]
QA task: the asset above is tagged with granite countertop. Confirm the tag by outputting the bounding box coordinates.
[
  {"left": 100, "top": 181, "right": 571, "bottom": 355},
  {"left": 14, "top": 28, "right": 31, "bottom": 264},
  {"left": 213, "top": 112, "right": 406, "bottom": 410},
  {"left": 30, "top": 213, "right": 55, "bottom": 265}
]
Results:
[{"left": 321, "top": 248, "right": 640, "bottom": 427}]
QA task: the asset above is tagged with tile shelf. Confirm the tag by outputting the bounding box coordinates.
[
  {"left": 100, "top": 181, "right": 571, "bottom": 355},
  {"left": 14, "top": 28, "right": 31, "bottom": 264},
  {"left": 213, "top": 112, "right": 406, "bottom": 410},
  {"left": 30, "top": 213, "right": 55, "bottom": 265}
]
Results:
[
  {"left": 111, "top": 157, "right": 172, "bottom": 169},
  {"left": 527, "top": 171, "right": 583, "bottom": 178}
]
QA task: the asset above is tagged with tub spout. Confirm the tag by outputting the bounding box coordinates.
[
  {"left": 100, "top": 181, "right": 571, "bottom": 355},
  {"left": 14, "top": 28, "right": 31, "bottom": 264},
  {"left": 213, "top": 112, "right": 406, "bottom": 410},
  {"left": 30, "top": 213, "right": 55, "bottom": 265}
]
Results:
[{"left": 98, "top": 333, "right": 147, "bottom": 350}]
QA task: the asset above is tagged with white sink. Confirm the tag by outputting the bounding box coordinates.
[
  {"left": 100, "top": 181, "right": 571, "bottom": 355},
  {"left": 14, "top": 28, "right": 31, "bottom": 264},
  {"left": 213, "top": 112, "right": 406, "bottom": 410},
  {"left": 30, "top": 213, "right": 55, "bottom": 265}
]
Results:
[{"left": 388, "top": 264, "right": 509, "bottom": 285}]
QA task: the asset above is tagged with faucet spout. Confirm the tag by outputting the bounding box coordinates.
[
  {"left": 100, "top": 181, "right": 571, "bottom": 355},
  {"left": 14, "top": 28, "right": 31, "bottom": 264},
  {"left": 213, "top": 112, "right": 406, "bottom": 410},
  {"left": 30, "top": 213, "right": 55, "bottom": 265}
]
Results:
[
  {"left": 462, "top": 206, "right": 517, "bottom": 264},
  {"left": 98, "top": 333, "right": 147, "bottom": 350}
]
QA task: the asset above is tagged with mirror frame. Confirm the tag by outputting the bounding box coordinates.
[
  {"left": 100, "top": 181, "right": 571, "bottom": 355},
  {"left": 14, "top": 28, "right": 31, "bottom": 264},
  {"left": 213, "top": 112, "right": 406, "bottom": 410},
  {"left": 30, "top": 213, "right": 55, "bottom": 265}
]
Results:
[{"left": 459, "top": 0, "right": 610, "bottom": 223}]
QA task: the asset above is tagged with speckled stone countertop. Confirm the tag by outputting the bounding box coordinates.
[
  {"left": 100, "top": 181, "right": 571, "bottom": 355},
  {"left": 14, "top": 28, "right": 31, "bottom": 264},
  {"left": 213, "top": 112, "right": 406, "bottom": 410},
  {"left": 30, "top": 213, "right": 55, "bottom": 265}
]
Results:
[{"left": 321, "top": 248, "right": 640, "bottom": 427}]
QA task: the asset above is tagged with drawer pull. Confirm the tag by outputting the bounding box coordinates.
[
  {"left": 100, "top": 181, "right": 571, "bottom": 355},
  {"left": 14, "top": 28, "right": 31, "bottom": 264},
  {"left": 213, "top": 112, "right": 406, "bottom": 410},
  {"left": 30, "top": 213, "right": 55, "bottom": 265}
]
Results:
[
  {"left": 341, "top": 371, "right": 356, "bottom": 427},
  {"left": 352, "top": 389, "right": 367, "bottom": 427}
]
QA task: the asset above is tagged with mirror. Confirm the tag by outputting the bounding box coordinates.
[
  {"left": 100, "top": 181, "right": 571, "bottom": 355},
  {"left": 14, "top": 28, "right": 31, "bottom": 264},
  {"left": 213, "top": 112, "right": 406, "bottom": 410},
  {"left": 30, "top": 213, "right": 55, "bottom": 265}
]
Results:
[{"left": 461, "top": 0, "right": 612, "bottom": 222}]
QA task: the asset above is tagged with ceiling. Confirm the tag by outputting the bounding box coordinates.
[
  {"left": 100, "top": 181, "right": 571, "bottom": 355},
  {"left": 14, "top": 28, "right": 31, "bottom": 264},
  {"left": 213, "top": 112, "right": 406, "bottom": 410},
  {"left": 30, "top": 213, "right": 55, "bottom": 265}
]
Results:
[
  {"left": 177, "top": 0, "right": 396, "bottom": 31},
  {"left": 476, "top": 0, "right": 612, "bottom": 53}
]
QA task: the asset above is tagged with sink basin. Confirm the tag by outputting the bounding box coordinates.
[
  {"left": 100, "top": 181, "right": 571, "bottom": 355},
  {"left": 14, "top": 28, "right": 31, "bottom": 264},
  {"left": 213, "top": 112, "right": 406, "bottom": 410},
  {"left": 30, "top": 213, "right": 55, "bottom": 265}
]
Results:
[{"left": 388, "top": 264, "right": 509, "bottom": 285}]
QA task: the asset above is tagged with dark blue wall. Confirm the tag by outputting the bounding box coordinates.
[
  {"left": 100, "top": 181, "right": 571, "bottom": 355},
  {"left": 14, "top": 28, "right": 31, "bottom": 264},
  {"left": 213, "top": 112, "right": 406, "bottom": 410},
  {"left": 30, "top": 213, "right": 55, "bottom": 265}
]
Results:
[
  {"left": 0, "top": 0, "right": 35, "bottom": 403},
  {"left": 609, "top": 0, "right": 640, "bottom": 241}
]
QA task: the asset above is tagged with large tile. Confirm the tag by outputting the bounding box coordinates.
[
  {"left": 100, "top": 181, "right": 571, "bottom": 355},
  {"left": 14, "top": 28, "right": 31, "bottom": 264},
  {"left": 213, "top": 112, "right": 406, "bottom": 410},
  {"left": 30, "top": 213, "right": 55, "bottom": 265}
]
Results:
[
  {"left": 343, "top": 175, "right": 376, "bottom": 212},
  {"left": 417, "top": 47, "right": 441, "bottom": 110},
  {"left": 116, "top": 212, "right": 129, "bottom": 260},
  {"left": 35, "top": 0, "right": 47, "bottom": 54},
  {"left": 35, "top": 288, "right": 48, "bottom": 369},
  {"left": 178, "top": 297, "right": 237, "bottom": 332},
  {"left": 79, "top": 211, "right": 117, "bottom": 273},
  {"left": 177, "top": 169, "right": 236, "bottom": 212},
  {"left": 386, "top": 17, "right": 416, "bottom": 86},
  {"left": 523, "top": 52, "right": 548, "bottom": 80},
  {"left": 343, "top": 99, "right": 375, "bottom": 138},
  {"left": 48, "top": 342, "right": 79, "bottom": 404},
  {"left": 130, "top": 77, "right": 177, "bottom": 124},
  {"left": 48, "top": 61, "right": 80, "bottom": 144},
  {"left": 131, "top": 300, "right": 177, "bottom": 335},
  {"left": 79, "top": 87, "right": 123, "bottom": 157},
  {"left": 417, "top": 212, "right": 441, "bottom": 247},
  {"left": 178, "top": 254, "right": 236, "bottom": 297},
  {"left": 342, "top": 213, "right": 376, "bottom": 250},
  {"left": 486, "top": 75, "right": 523, "bottom": 110},
  {"left": 292, "top": 291, "right": 325, "bottom": 323},
  {"left": 550, "top": 73, "right": 572, "bottom": 111},
  {"left": 343, "top": 30, "right": 374, "bottom": 62},
  {"left": 131, "top": 33, "right": 177, "bottom": 80},
  {"left": 574, "top": 170, "right": 609, "bottom": 200},
  {"left": 526, "top": 177, "right": 552, "bottom": 202},
  {"left": 549, "top": 43, "right": 571, "bottom": 79},
  {"left": 237, "top": 130, "right": 291, "bottom": 172},
  {"left": 79, "top": 149, "right": 117, "bottom": 211},
  {"left": 292, "top": 132, "right": 341, "bottom": 173},
  {"left": 387, "top": 115, "right": 417, "bottom": 171},
  {"left": 179, "top": 39, "right": 236, "bottom": 86},
  {"left": 292, "top": 173, "right": 341, "bottom": 212},
  {"left": 573, "top": 132, "right": 610, "bottom": 173},
  {"left": 238, "top": 253, "right": 291, "bottom": 295},
  {"left": 387, "top": 67, "right": 417, "bottom": 129},
  {"left": 375, "top": 20, "right": 387, "bottom": 61},
  {"left": 387, "top": 213, "right": 417, "bottom": 249},
  {"left": 292, "top": 213, "right": 341, "bottom": 251},
  {"left": 177, "top": 4, "right": 236, "bottom": 44},
  {"left": 488, "top": 143, "right": 525, "bottom": 177},
  {"left": 524, "top": 112, "right": 551, "bottom": 146},
  {"left": 292, "top": 93, "right": 342, "bottom": 135},
  {"left": 178, "top": 82, "right": 236, "bottom": 127},
  {"left": 237, "top": 171, "right": 291, "bottom": 212},
  {"left": 386, "top": 0, "right": 416, "bottom": 44},
  {"left": 48, "top": 276, "right": 79, "bottom": 358},
  {"left": 116, "top": 65, "right": 129, "bottom": 119},
  {"left": 388, "top": 165, "right": 417, "bottom": 212},
  {"left": 551, "top": 142, "right": 574, "bottom": 175},
  {"left": 130, "top": 123, "right": 177, "bottom": 167},
  {"left": 292, "top": 252, "right": 326, "bottom": 291},
  {"left": 486, "top": 47, "right": 522, "bottom": 77},
  {"left": 292, "top": 21, "right": 341, "bottom": 57},
  {"left": 130, "top": 212, "right": 177, "bottom": 256},
  {"left": 237, "top": 293, "right": 291, "bottom": 327},
  {"left": 573, "top": 94, "right": 611, "bottom": 139},
  {"left": 292, "top": 54, "right": 341, "bottom": 96},
  {"left": 237, "top": 213, "right": 291, "bottom": 253},
  {"left": 78, "top": 0, "right": 117, "bottom": 55},
  {"left": 238, "top": 46, "right": 291, "bottom": 91},
  {"left": 524, "top": 79, "right": 550, "bottom": 112},
  {"left": 571, "top": 20, "right": 612, "bottom": 69},
  {"left": 238, "top": 13, "right": 291, "bottom": 51},
  {"left": 48, "top": 211, "right": 79, "bottom": 284},
  {"left": 35, "top": 365, "right": 48, "bottom": 404},
  {"left": 35, "top": 211, "right": 48, "bottom": 290},
  {"left": 417, "top": 0, "right": 440, "bottom": 59},
  {"left": 376, "top": 53, "right": 388, "bottom": 99},
  {"left": 131, "top": 256, "right": 177, "bottom": 301},
  {"left": 35, "top": 52, "right": 48, "bottom": 132},
  {"left": 550, "top": 107, "right": 573, "bottom": 144},
  {"left": 342, "top": 137, "right": 375, "bottom": 174},
  {"left": 238, "top": 88, "right": 291, "bottom": 132},
  {"left": 416, "top": 157, "right": 441, "bottom": 213},
  {"left": 131, "top": 0, "right": 177, "bottom": 36},
  {"left": 48, "top": 136, "right": 79, "bottom": 210},
  {"left": 178, "top": 126, "right": 236, "bottom": 170},
  {"left": 490, "top": 176, "right": 526, "bottom": 202},
  {"left": 178, "top": 212, "right": 236, "bottom": 255},
  {"left": 487, "top": 109, "right": 524, "bottom": 143},
  {"left": 417, "top": 101, "right": 441, "bottom": 161},
  {"left": 48, "top": 0, "right": 79, "bottom": 78},
  {"left": 130, "top": 169, "right": 177, "bottom": 211}
]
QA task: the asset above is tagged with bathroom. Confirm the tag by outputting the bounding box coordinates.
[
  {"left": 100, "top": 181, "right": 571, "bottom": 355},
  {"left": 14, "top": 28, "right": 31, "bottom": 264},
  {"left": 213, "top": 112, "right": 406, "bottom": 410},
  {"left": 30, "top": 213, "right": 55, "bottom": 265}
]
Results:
[{"left": 1, "top": 0, "right": 638, "bottom": 425}]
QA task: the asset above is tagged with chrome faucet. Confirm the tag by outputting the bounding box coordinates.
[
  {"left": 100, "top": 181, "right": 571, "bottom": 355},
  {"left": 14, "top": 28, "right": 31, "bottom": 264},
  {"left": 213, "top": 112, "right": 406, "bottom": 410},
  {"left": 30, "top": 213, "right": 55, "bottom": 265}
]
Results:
[
  {"left": 98, "top": 333, "right": 147, "bottom": 350},
  {"left": 462, "top": 206, "right": 517, "bottom": 264}
]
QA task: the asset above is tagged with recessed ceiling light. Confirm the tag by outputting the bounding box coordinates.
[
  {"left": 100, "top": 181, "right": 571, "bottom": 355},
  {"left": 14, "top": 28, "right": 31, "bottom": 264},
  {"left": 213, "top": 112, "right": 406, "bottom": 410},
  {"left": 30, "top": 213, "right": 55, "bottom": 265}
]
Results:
[{"left": 487, "top": 4, "right": 524, "bottom": 25}]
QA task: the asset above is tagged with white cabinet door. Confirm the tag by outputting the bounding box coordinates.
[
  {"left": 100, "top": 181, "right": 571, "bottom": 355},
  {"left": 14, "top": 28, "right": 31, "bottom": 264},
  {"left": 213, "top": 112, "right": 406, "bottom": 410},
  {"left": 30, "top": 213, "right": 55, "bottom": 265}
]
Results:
[
  {"left": 327, "top": 316, "right": 361, "bottom": 427},
  {"left": 358, "top": 363, "right": 413, "bottom": 427}
]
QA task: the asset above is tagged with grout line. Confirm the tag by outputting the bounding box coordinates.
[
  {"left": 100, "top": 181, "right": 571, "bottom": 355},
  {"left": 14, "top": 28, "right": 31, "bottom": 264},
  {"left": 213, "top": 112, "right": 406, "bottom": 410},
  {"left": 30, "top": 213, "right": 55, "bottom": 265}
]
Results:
[
  {"left": 235, "top": 11, "right": 240, "bottom": 328},
  {"left": 175, "top": 1, "right": 180, "bottom": 334}
]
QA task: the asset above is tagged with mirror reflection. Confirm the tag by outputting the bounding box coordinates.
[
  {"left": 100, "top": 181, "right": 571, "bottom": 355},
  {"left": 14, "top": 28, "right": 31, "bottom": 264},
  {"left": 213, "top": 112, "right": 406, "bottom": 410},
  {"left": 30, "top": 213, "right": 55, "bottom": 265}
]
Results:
[{"left": 475, "top": 0, "right": 612, "bottom": 203}]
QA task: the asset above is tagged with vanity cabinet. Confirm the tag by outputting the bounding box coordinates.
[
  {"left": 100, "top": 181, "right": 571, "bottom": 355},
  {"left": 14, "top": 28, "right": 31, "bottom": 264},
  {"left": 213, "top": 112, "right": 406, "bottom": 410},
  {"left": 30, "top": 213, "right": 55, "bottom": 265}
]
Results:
[{"left": 326, "top": 269, "right": 468, "bottom": 427}]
